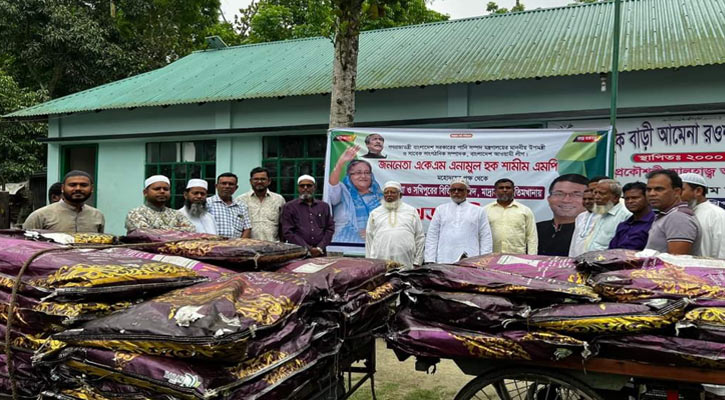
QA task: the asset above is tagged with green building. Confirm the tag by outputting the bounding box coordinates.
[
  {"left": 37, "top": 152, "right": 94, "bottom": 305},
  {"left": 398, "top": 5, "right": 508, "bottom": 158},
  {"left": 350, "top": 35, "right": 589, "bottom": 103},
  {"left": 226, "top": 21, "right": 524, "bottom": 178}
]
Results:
[{"left": 6, "top": 0, "right": 725, "bottom": 234}]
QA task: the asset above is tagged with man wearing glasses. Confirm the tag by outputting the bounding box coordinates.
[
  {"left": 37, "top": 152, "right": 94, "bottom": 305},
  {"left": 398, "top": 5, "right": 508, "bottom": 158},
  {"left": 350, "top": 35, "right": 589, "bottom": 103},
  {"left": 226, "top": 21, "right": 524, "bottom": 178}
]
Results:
[
  {"left": 424, "top": 178, "right": 493, "bottom": 263},
  {"left": 536, "top": 174, "right": 588, "bottom": 256},
  {"left": 280, "top": 175, "right": 335, "bottom": 257}
]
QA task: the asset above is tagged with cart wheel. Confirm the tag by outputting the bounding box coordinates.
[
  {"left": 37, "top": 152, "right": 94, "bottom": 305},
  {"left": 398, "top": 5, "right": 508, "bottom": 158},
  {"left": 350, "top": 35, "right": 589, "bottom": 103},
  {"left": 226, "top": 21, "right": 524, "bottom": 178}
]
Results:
[{"left": 454, "top": 367, "right": 605, "bottom": 400}]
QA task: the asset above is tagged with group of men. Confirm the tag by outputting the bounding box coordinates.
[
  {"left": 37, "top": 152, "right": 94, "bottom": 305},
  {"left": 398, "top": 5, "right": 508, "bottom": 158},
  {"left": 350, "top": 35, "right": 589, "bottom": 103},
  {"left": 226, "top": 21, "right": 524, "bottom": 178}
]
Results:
[
  {"left": 22, "top": 166, "right": 725, "bottom": 265},
  {"left": 537, "top": 170, "right": 725, "bottom": 259}
]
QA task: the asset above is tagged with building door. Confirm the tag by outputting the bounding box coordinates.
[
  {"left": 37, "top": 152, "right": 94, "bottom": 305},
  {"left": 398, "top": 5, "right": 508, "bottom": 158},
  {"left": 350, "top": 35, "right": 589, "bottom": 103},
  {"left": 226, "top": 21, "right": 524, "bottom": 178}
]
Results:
[{"left": 61, "top": 144, "right": 98, "bottom": 207}]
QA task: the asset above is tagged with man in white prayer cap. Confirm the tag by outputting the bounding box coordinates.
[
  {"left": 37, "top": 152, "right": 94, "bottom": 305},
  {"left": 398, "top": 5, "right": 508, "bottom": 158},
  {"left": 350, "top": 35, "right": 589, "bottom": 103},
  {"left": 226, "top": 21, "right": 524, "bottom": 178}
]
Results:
[
  {"left": 425, "top": 178, "right": 493, "bottom": 263},
  {"left": 178, "top": 179, "right": 218, "bottom": 234},
  {"left": 680, "top": 172, "right": 724, "bottom": 258},
  {"left": 365, "top": 181, "right": 425, "bottom": 267},
  {"left": 280, "top": 175, "right": 335, "bottom": 257},
  {"left": 124, "top": 175, "right": 195, "bottom": 233}
]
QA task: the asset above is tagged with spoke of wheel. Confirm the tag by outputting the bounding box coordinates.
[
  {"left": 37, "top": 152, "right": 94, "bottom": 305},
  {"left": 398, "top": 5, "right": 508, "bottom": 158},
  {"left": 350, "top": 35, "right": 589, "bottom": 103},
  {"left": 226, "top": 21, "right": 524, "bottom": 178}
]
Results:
[{"left": 495, "top": 380, "right": 512, "bottom": 400}]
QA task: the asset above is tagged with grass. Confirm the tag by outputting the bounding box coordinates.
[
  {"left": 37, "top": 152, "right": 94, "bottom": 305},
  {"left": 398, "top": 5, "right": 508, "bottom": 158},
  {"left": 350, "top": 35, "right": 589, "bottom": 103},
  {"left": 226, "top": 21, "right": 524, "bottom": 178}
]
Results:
[{"left": 342, "top": 339, "right": 471, "bottom": 400}]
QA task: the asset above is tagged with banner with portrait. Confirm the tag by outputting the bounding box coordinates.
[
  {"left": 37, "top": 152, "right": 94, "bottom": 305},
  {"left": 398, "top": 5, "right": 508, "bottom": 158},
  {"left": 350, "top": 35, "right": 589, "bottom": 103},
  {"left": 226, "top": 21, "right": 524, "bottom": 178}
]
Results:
[{"left": 323, "top": 128, "right": 612, "bottom": 255}]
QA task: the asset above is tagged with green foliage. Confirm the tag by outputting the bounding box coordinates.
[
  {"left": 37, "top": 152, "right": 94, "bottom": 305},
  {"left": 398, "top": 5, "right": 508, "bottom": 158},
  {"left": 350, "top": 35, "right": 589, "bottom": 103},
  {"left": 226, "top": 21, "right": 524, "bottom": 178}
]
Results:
[
  {"left": 0, "top": 0, "right": 228, "bottom": 98},
  {"left": 0, "top": 70, "right": 47, "bottom": 184},
  {"left": 487, "top": 1, "right": 525, "bottom": 14},
  {"left": 241, "top": 0, "right": 448, "bottom": 43}
]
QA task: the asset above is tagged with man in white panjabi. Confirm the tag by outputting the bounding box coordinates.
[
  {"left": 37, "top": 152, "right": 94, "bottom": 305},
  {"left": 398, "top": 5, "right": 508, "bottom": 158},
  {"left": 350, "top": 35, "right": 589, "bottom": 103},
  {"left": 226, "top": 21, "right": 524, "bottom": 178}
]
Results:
[
  {"left": 365, "top": 181, "right": 425, "bottom": 267},
  {"left": 178, "top": 179, "right": 218, "bottom": 234},
  {"left": 680, "top": 172, "right": 725, "bottom": 259},
  {"left": 424, "top": 178, "right": 493, "bottom": 263}
]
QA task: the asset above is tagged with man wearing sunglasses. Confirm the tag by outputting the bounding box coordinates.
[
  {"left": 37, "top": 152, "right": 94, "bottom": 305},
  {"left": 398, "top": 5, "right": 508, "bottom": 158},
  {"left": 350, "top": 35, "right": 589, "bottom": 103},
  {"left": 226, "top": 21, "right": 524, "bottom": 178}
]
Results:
[
  {"left": 280, "top": 175, "right": 335, "bottom": 257},
  {"left": 424, "top": 178, "right": 493, "bottom": 263}
]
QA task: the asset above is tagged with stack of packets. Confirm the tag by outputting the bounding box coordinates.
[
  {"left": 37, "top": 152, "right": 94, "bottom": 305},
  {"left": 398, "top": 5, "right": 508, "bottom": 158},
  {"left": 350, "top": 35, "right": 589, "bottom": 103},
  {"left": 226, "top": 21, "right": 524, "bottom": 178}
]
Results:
[
  {"left": 0, "top": 230, "right": 400, "bottom": 399},
  {"left": 387, "top": 251, "right": 725, "bottom": 371}
]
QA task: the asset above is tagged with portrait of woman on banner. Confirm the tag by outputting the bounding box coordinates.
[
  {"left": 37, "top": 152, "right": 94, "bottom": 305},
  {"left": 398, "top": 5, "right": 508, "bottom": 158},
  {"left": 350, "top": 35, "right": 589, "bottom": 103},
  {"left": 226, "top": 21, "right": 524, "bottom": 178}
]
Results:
[{"left": 328, "top": 145, "right": 383, "bottom": 244}]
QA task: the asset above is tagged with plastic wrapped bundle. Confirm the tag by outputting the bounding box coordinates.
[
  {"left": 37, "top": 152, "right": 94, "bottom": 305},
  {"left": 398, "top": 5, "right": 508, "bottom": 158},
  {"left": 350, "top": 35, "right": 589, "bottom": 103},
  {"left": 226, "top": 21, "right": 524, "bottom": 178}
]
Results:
[
  {"left": 52, "top": 272, "right": 311, "bottom": 361},
  {"left": 457, "top": 254, "right": 587, "bottom": 284},
  {"left": 152, "top": 238, "right": 307, "bottom": 269},
  {"left": 387, "top": 310, "right": 587, "bottom": 362},
  {"left": 0, "top": 238, "right": 207, "bottom": 301},
  {"left": 46, "top": 320, "right": 333, "bottom": 399},
  {"left": 397, "top": 264, "right": 600, "bottom": 303},
  {"left": 590, "top": 258, "right": 725, "bottom": 305},
  {"left": 121, "top": 229, "right": 224, "bottom": 244},
  {"left": 337, "top": 278, "right": 403, "bottom": 337},
  {"left": 0, "top": 290, "right": 133, "bottom": 333},
  {"left": 403, "top": 288, "right": 530, "bottom": 331},
  {"left": 526, "top": 299, "right": 688, "bottom": 334},
  {"left": 574, "top": 249, "right": 661, "bottom": 274},
  {"left": 676, "top": 307, "right": 725, "bottom": 342},
  {"left": 594, "top": 334, "right": 725, "bottom": 369},
  {"left": 275, "top": 257, "right": 400, "bottom": 302},
  {"left": 1, "top": 350, "right": 50, "bottom": 399}
]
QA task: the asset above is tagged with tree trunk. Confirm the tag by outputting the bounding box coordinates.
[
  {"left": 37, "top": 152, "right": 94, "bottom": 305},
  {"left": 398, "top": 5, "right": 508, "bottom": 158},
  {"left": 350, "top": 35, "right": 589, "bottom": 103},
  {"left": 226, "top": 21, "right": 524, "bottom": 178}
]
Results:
[{"left": 329, "top": 0, "right": 364, "bottom": 129}]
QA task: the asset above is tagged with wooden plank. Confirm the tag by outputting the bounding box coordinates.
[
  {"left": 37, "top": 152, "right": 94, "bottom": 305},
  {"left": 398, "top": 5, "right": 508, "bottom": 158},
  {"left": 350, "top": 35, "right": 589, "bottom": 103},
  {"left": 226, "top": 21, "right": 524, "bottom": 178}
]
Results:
[{"left": 519, "top": 358, "right": 725, "bottom": 385}]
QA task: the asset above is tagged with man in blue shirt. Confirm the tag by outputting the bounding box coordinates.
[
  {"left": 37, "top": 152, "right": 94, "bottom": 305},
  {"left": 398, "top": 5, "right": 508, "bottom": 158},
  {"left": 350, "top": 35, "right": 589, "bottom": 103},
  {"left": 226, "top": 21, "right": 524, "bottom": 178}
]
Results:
[{"left": 609, "top": 182, "right": 655, "bottom": 250}]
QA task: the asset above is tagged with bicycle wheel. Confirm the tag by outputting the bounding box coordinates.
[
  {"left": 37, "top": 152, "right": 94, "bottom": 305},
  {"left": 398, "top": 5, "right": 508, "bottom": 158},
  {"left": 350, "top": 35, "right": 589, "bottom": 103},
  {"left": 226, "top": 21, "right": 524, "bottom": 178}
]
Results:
[{"left": 454, "top": 367, "right": 605, "bottom": 400}]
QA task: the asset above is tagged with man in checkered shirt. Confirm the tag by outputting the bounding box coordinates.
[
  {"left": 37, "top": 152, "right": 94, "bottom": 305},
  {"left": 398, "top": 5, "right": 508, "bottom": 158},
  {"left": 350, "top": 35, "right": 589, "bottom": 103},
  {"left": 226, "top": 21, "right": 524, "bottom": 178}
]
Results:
[{"left": 206, "top": 172, "right": 252, "bottom": 238}]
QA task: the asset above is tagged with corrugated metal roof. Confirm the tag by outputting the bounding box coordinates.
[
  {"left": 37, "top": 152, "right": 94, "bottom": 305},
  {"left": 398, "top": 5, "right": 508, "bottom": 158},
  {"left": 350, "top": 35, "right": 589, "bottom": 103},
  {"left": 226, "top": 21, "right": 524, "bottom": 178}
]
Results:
[{"left": 7, "top": 0, "right": 725, "bottom": 118}]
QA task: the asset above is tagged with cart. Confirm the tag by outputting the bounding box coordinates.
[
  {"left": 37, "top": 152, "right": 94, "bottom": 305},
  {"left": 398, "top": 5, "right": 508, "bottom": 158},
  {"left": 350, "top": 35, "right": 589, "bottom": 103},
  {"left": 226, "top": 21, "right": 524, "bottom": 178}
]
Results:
[{"left": 410, "top": 355, "right": 725, "bottom": 400}]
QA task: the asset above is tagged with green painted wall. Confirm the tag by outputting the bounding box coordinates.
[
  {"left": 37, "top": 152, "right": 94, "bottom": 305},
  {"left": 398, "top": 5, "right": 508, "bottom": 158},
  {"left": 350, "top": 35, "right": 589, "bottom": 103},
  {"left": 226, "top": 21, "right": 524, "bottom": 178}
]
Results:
[{"left": 96, "top": 141, "right": 146, "bottom": 234}]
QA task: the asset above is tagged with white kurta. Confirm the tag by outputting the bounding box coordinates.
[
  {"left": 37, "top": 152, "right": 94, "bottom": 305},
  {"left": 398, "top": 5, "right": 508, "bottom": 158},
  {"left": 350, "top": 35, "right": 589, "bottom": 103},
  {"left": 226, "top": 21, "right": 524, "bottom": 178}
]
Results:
[
  {"left": 365, "top": 202, "right": 425, "bottom": 267},
  {"left": 424, "top": 201, "right": 493, "bottom": 264},
  {"left": 178, "top": 207, "right": 218, "bottom": 234},
  {"left": 693, "top": 200, "right": 725, "bottom": 259},
  {"left": 569, "top": 211, "right": 600, "bottom": 257}
]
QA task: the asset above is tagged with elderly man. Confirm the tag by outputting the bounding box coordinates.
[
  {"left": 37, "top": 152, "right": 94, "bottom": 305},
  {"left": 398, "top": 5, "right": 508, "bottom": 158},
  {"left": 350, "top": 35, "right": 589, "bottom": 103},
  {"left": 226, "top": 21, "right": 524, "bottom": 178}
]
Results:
[
  {"left": 536, "top": 174, "right": 588, "bottom": 256},
  {"left": 361, "top": 133, "right": 386, "bottom": 159},
  {"left": 206, "top": 173, "right": 251, "bottom": 238},
  {"left": 680, "top": 173, "right": 725, "bottom": 258},
  {"left": 609, "top": 182, "right": 655, "bottom": 250},
  {"left": 280, "top": 175, "right": 335, "bottom": 257},
  {"left": 24, "top": 170, "right": 105, "bottom": 232},
  {"left": 237, "top": 167, "right": 285, "bottom": 241},
  {"left": 569, "top": 178, "right": 605, "bottom": 257},
  {"left": 178, "top": 179, "right": 217, "bottom": 234},
  {"left": 579, "top": 179, "right": 632, "bottom": 252},
  {"left": 645, "top": 169, "right": 700, "bottom": 255},
  {"left": 484, "top": 178, "right": 537, "bottom": 254},
  {"left": 425, "top": 178, "right": 493, "bottom": 263},
  {"left": 366, "top": 181, "right": 424, "bottom": 267},
  {"left": 125, "top": 175, "right": 195, "bottom": 233}
]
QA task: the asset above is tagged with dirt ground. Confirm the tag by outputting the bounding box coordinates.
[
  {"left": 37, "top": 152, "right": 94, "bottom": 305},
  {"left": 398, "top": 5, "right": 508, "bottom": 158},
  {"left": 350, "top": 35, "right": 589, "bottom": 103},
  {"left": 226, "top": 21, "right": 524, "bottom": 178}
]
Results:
[{"left": 348, "top": 339, "right": 472, "bottom": 400}]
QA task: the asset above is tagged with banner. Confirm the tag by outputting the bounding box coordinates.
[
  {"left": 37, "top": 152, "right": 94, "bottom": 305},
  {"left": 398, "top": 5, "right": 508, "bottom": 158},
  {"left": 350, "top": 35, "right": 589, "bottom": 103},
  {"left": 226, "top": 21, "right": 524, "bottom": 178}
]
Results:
[
  {"left": 323, "top": 128, "right": 611, "bottom": 254},
  {"left": 552, "top": 115, "right": 725, "bottom": 209}
]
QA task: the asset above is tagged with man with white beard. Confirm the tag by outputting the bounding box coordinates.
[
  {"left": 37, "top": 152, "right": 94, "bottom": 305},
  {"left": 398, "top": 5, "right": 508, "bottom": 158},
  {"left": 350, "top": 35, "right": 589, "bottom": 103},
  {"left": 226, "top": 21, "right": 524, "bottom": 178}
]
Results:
[
  {"left": 365, "top": 181, "right": 425, "bottom": 267},
  {"left": 425, "top": 178, "right": 493, "bottom": 263},
  {"left": 179, "top": 179, "right": 218, "bottom": 234},
  {"left": 580, "top": 179, "right": 631, "bottom": 252}
]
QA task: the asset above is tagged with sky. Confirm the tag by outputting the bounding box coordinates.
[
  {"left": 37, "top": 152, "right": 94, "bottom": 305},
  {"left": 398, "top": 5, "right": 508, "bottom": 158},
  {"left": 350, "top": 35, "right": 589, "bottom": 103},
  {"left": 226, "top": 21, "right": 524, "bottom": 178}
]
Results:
[{"left": 220, "top": 0, "right": 576, "bottom": 23}]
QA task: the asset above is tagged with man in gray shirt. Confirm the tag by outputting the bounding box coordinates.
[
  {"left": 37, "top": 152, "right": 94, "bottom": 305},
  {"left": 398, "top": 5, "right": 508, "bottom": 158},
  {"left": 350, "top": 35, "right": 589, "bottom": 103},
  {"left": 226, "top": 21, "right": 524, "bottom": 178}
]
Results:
[
  {"left": 644, "top": 169, "right": 699, "bottom": 255},
  {"left": 23, "top": 170, "right": 105, "bottom": 233}
]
